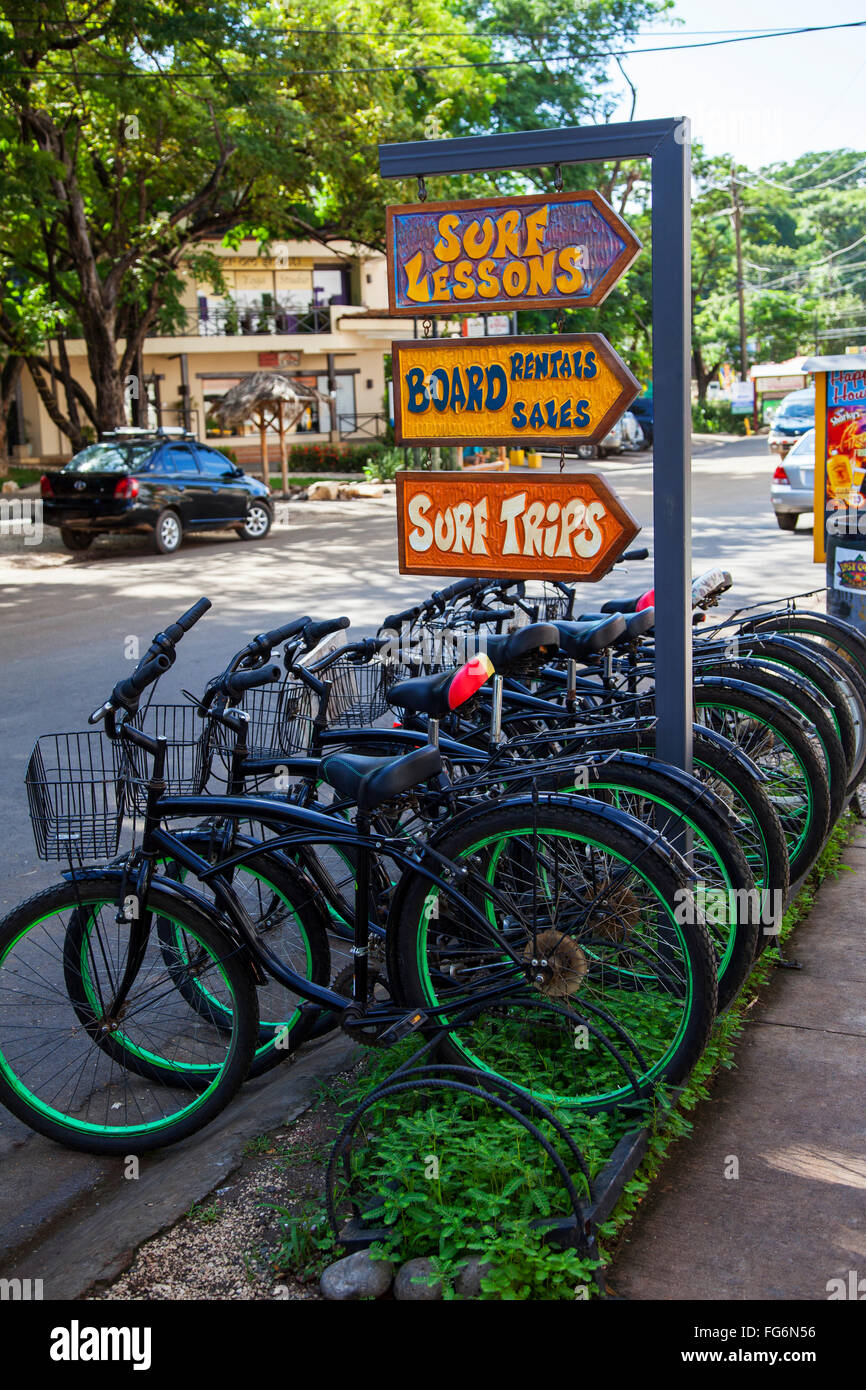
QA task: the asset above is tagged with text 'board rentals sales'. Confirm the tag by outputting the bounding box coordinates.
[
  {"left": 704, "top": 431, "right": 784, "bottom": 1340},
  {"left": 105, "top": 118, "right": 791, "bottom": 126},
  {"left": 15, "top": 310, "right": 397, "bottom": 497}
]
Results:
[{"left": 392, "top": 334, "right": 639, "bottom": 447}]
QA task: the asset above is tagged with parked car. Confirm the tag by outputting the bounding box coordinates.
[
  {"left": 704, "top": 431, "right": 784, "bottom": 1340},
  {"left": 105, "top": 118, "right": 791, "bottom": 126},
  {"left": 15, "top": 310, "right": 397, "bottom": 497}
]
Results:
[
  {"left": 770, "top": 426, "right": 814, "bottom": 531},
  {"left": 628, "top": 395, "right": 653, "bottom": 447},
  {"left": 576, "top": 410, "right": 644, "bottom": 460},
  {"left": 767, "top": 387, "right": 814, "bottom": 458},
  {"left": 40, "top": 429, "right": 273, "bottom": 554}
]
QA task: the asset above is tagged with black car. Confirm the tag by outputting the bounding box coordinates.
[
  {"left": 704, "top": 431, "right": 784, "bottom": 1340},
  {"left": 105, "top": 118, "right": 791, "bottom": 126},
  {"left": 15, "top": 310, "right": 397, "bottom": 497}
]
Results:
[
  {"left": 40, "top": 431, "right": 273, "bottom": 555},
  {"left": 628, "top": 395, "right": 653, "bottom": 447}
]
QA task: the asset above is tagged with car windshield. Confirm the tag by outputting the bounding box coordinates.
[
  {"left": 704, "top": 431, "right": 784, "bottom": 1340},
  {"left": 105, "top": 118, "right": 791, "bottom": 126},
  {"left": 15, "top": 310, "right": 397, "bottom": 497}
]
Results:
[
  {"left": 787, "top": 429, "right": 816, "bottom": 459},
  {"left": 777, "top": 400, "right": 814, "bottom": 422},
  {"left": 63, "top": 443, "right": 154, "bottom": 474}
]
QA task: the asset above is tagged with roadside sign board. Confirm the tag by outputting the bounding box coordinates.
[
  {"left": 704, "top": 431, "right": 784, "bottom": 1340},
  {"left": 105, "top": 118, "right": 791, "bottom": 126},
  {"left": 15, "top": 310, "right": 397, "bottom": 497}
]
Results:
[
  {"left": 386, "top": 191, "right": 641, "bottom": 317},
  {"left": 815, "top": 366, "right": 866, "bottom": 562},
  {"left": 395, "top": 470, "right": 639, "bottom": 582},
  {"left": 392, "top": 333, "right": 639, "bottom": 448}
]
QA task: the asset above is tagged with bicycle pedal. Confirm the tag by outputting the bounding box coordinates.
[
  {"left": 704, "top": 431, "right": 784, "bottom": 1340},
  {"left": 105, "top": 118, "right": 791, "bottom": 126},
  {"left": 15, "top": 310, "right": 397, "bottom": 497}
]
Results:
[{"left": 377, "top": 1009, "right": 429, "bottom": 1045}]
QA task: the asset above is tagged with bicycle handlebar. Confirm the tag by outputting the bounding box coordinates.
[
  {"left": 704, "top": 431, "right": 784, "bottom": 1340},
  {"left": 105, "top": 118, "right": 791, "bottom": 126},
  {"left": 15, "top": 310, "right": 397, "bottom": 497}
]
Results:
[
  {"left": 304, "top": 616, "right": 350, "bottom": 648},
  {"left": 222, "top": 664, "right": 282, "bottom": 698},
  {"left": 89, "top": 598, "right": 211, "bottom": 724}
]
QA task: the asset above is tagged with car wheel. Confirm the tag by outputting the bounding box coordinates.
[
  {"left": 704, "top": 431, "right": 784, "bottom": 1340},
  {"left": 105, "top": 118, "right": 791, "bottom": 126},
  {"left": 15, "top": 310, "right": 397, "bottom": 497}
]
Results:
[
  {"left": 238, "top": 502, "right": 272, "bottom": 541},
  {"left": 153, "top": 509, "right": 183, "bottom": 555},
  {"left": 59, "top": 528, "right": 94, "bottom": 552},
  {"left": 775, "top": 513, "right": 798, "bottom": 532},
  {"left": 576, "top": 443, "right": 596, "bottom": 460}
]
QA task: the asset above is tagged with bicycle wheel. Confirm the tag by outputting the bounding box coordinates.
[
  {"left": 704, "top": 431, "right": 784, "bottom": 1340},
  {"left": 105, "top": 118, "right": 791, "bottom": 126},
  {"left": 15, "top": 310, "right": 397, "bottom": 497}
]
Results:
[
  {"left": 0, "top": 878, "right": 257, "bottom": 1154},
  {"left": 392, "top": 797, "right": 718, "bottom": 1115},
  {"left": 542, "top": 756, "right": 758, "bottom": 1010},
  {"left": 744, "top": 612, "right": 866, "bottom": 786},
  {"left": 695, "top": 659, "right": 848, "bottom": 827},
  {"left": 693, "top": 679, "right": 831, "bottom": 881},
  {"left": 155, "top": 843, "right": 330, "bottom": 1079}
]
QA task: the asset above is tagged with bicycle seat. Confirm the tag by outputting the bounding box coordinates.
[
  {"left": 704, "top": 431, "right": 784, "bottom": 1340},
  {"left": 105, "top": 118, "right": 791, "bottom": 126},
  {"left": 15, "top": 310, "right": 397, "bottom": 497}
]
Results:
[
  {"left": 389, "top": 670, "right": 459, "bottom": 718},
  {"left": 319, "top": 744, "right": 443, "bottom": 811},
  {"left": 599, "top": 589, "right": 654, "bottom": 614},
  {"left": 575, "top": 609, "right": 654, "bottom": 640},
  {"left": 553, "top": 615, "right": 626, "bottom": 661},
  {"left": 484, "top": 622, "right": 560, "bottom": 673}
]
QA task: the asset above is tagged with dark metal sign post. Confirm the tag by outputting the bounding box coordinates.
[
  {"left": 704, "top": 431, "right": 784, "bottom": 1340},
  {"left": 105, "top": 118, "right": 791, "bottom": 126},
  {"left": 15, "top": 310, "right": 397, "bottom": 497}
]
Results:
[{"left": 379, "top": 117, "right": 693, "bottom": 772}]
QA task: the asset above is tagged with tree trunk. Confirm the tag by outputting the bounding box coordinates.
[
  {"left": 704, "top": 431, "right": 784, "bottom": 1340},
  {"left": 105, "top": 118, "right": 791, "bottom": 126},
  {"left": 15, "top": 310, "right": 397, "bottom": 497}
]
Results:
[{"left": 0, "top": 355, "right": 24, "bottom": 474}]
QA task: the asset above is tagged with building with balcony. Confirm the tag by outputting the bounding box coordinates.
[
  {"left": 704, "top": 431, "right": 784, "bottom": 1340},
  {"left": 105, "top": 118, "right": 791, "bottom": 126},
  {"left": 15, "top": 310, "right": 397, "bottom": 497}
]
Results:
[{"left": 16, "top": 239, "right": 416, "bottom": 469}]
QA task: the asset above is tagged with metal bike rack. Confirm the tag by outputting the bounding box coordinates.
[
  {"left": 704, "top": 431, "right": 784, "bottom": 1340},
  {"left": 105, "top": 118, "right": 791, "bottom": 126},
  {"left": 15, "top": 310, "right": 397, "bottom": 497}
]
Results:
[{"left": 323, "top": 1002, "right": 669, "bottom": 1296}]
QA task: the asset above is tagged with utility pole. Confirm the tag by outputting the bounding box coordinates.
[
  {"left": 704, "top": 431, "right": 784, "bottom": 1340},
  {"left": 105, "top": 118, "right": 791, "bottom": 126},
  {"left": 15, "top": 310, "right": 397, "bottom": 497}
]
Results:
[
  {"left": 730, "top": 166, "right": 749, "bottom": 382},
  {"left": 730, "top": 165, "right": 758, "bottom": 430}
]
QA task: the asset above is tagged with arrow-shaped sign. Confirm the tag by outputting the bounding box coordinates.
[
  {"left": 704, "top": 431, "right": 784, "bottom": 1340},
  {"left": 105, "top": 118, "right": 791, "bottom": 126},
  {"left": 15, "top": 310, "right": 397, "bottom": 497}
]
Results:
[
  {"left": 392, "top": 333, "right": 640, "bottom": 448},
  {"left": 386, "top": 190, "right": 641, "bottom": 316}
]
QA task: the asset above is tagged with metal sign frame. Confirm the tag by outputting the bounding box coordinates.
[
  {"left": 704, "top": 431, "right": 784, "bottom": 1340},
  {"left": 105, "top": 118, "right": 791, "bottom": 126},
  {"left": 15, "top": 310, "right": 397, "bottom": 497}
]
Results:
[{"left": 379, "top": 117, "right": 693, "bottom": 772}]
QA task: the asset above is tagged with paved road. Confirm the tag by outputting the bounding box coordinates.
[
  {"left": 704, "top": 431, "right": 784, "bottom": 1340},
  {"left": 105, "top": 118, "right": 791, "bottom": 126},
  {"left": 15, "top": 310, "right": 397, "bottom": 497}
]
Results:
[{"left": 0, "top": 432, "right": 826, "bottom": 1292}]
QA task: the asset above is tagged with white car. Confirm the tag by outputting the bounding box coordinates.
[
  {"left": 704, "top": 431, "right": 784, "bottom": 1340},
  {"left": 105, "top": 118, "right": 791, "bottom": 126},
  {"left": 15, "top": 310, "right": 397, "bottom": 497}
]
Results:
[
  {"left": 771, "top": 427, "right": 814, "bottom": 531},
  {"left": 576, "top": 411, "right": 645, "bottom": 460}
]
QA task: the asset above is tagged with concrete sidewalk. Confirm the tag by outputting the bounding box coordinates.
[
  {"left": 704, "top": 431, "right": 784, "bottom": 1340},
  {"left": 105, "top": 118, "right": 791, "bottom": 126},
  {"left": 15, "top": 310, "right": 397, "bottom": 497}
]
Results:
[{"left": 610, "top": 826, "right": 866, "bottom": 1301}]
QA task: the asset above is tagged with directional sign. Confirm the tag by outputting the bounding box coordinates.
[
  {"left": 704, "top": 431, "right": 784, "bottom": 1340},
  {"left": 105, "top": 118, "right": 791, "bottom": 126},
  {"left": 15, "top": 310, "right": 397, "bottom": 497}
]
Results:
[
  {"left": 395, "top": 470, "right": 640, "bottom": 582},
  {"left": 386, "top": 191, "right": 641, "bottom": 317},
  {"left": 392, "top": 333, "right": 640, "bottom": 448}
]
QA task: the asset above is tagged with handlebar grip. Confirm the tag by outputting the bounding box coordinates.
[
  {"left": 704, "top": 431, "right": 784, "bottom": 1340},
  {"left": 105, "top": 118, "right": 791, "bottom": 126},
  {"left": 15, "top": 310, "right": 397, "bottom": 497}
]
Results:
[
  {"left": 619, "top": 548, "right": 649, "bottom": 563},
  {"left": 260, "top": 617, "right": 311, "bottom": 647},
  {"left": 432, "top": 577, "right": 478, "bottom": 608},
  {"left": 112, "top": 653, "right": 172, "bottom": 707},
  {"left": 177, "top": 597, "right": 212, "bottom": 632},
  {"left": 381, "top": 605, "right": 421, "bottom": 631},
  {"left": 224, "top": 664, "right": 282, "bottom": 698},
  {"left": 304, "top": 616, "right": 350, "bottom": 648}
]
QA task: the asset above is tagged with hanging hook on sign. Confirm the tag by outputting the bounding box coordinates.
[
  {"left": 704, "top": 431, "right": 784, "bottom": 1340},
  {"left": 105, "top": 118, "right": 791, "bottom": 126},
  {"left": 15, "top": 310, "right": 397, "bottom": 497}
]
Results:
[
  {"left": 417, "top": 175, "right": 428, "bottom": 203},
  {"left": 553, "top": 163, "right": 563, "bottom": 193}
]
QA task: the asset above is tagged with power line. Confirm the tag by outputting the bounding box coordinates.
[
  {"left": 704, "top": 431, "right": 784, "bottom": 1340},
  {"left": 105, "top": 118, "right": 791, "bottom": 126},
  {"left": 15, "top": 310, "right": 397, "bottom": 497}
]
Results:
[{"left": 1, "top": 20, "right": 864, "bottom": 80}]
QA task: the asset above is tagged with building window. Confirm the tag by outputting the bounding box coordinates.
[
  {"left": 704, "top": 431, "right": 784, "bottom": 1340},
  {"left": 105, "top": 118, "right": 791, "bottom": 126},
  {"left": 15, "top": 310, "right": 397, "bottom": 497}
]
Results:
[{"left": 313, "top": 265, "right": 350, "bottom": 308}]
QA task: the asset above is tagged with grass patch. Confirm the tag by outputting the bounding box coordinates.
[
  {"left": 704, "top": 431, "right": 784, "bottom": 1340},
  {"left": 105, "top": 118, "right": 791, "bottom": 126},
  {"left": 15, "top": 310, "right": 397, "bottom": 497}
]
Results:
[{"left": 270, "top": 814, "right": 857, "bottom": 1299}]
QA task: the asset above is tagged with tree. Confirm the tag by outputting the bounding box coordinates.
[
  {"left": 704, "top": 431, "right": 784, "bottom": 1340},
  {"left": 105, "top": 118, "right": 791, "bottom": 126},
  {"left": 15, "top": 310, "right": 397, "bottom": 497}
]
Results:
[{"left": 0, "top": 0, "right": 497, "bottom": 448}]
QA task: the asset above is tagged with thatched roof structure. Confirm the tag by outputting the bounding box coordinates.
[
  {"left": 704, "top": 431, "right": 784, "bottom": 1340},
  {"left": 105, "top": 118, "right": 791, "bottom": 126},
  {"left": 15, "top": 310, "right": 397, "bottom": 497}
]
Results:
[{"left": 211, "top": 371, "right": 330, "bottom": 430}]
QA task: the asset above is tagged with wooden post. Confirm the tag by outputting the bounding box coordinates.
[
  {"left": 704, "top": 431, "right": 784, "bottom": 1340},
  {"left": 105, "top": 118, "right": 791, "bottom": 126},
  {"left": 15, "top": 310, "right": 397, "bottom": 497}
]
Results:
[
  {"left": 277, "top": 399, "right": 288, "bottom": 494},
  {"left": 258, "top": 407, "right": 268, "bottom": 480}
]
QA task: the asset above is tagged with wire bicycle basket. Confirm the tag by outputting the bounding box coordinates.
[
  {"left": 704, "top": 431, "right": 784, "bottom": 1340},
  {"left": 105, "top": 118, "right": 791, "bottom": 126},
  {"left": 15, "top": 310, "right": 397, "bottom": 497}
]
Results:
[
  {"left": 227, "top": 679, "right": 317, "bottom": 759},
  {"left": 25, "top": 731, "right": 127, "bottom": 861},
  {"left": 118, "top": 703, "right": 221, "bottom": 813},
  {"left": 325, "top": 655, "right": 395, "bottom": 728}
]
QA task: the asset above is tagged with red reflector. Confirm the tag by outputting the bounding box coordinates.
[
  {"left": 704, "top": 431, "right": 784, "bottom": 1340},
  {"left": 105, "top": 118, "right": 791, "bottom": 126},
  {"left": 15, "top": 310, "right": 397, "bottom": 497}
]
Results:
[
  {"left": 636, "top": 589, "right": 654, "bottom": 612},
  {"left": 114, "top": 476, "right": 139, "bottom": 499},
  {"left": 773, "top": 465, "right": 790, "bottom": 483},
  {"left": 392, "top": 721, "right": 402, "bottom": 728},
  {"left": 448, "top": 653, "right": 495, "bottom": 710},
  {"left": 39, "top": 475, "right": 53, "bottom": 498}
]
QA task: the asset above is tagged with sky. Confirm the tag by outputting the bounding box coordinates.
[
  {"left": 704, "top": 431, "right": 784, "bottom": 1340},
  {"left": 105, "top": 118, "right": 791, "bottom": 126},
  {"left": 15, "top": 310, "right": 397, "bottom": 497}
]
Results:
[{"left": 607, "top": 2, "right": 866, "bottom": 169}]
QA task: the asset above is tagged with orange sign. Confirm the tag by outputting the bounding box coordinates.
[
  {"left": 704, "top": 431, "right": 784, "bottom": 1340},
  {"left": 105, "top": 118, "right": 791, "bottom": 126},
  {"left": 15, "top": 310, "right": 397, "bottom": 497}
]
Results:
[
  {"left": 392, "top": 334, "right": 639, "bottom": 448},
  {"left": 395, "top": 470, "right": 639, "bottom": 582}
]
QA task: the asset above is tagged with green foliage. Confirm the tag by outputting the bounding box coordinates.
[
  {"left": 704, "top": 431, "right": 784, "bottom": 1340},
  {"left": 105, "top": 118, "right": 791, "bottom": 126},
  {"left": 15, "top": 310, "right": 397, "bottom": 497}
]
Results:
[
  {"left": 691, "top": 399, "right": 747, "bottom": 436},
  {"left": 285, "top": 441, "right": 385, "bottom": 473},
  {"left": 362, "top": 447, "right": 405, "bottom": 482}
]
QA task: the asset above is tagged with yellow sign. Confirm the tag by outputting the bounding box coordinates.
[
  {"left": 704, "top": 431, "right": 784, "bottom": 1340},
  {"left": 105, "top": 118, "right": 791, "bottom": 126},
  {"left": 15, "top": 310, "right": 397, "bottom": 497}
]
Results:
[
  {"left": 392, "top": 334, "right": 639, "bottom": 447},
  {"left": 386, "top": 192, "right": 641, "bottom": 316}
]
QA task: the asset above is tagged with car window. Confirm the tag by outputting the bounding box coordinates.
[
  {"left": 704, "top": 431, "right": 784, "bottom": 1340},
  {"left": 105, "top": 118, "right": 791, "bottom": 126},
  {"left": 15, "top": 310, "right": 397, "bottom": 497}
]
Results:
[
  {"left": 159, "top": 444, "right": 201, "bottom": 472},
  {"left": 63, "top": 443, "right": 154, "bottom": 474},
  {"left": 788, "top": 429, "right": 816, "bottom": 458},
  {"left": 778, "top": 401, "right": 814, "bottom": 421},
  {"left": 196, "top": 446, "right": 235, "bottom": 478}
]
